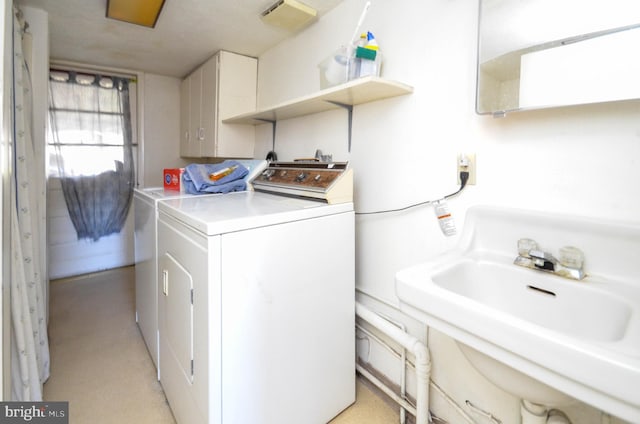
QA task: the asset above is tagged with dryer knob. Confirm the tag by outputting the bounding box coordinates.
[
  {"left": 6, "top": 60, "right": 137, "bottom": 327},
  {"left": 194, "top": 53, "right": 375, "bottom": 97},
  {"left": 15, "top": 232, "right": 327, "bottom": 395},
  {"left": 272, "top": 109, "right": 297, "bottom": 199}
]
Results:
[{"left": 262, "top": 169, "right": 275, "bottom": 180}]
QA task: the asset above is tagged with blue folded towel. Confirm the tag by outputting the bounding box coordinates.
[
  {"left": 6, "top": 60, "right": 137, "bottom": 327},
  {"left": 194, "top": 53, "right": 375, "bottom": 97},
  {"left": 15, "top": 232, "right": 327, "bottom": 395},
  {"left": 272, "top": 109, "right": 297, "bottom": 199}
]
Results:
[{"left": 183, "top": 161, "right": 249, "bottom": 194}]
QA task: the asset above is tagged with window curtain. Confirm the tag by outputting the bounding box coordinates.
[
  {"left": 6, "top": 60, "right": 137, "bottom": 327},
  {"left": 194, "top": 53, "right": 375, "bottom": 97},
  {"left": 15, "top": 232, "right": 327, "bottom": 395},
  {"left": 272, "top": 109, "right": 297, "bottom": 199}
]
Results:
[
  {"left": 47, "top": 69, "right": 135, "bottom": 241},
  {"left": 11, "top": 6, "right": 50, "bottom": 401}
]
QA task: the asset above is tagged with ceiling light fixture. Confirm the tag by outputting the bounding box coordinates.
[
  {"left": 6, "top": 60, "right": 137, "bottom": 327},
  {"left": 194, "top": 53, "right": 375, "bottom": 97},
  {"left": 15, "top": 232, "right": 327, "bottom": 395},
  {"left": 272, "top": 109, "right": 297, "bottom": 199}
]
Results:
[
  {"left": 106, "top": 0, "right": 166, "bottom": 28},
  {"left": 261, "top": 0, "right": 317, "bottom": 32}
]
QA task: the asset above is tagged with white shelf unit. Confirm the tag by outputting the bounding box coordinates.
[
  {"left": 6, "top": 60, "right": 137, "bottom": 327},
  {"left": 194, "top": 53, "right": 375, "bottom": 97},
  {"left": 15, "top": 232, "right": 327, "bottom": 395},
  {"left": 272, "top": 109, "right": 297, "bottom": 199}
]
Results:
[
  {"left": 224, "top": 76, "right": 413, "bottom": 125},
  {"left": 224, "top": 77, "right": 413, "bottom": 152}
]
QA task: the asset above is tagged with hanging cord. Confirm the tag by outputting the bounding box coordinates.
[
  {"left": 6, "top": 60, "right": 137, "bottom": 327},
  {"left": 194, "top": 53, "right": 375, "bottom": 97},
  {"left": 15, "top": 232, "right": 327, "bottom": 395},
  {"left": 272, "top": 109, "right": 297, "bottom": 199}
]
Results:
[{"left": 355, "top": 171, "right": 470, "bottom": 216}]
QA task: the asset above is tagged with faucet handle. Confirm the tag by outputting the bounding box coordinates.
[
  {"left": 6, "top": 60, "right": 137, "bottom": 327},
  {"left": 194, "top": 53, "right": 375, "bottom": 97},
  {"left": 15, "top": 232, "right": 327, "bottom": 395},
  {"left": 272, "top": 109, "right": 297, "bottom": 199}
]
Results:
[
  {"left": 517, "top": 238, "right": 538, "bottom": 257},
  {"left": 559, "top": 246, "right": 584, "bottom": 269}
]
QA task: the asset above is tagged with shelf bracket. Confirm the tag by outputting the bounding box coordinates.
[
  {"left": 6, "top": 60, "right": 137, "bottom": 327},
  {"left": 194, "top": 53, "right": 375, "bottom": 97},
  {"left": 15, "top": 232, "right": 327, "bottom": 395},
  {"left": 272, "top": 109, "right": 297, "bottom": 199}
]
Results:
[
  {"left": 326, "top": 101, "right": 354, "bottom": 152},
  {"left": 255, "top": 118, "right": 277, "bottom": 153}
]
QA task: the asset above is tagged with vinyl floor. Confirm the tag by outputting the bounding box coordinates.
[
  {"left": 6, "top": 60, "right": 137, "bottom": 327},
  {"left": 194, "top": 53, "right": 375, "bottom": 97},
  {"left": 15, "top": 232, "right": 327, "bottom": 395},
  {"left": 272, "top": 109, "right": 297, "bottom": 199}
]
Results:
[{"left": 44, "top": 266, "right": 400, "bottom": 424}]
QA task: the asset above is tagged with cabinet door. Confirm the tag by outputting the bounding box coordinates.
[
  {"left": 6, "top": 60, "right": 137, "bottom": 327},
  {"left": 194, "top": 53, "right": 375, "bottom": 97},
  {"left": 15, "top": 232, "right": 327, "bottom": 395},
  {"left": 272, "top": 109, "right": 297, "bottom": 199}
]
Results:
[
  {"left": 215, "top": 51, "right": 257, "bottom": 158},
  {"left": 189, "top": 68, "right": 203, "bottom": 157},
  {"left": 179, "top": 77, "right": 191, "bottom": 157},
  {"left": 199, "top": 55, "right": 219, "bottom": 157},
  {"left": 180, "top": 51, "right": 256, "bottom": 158}
]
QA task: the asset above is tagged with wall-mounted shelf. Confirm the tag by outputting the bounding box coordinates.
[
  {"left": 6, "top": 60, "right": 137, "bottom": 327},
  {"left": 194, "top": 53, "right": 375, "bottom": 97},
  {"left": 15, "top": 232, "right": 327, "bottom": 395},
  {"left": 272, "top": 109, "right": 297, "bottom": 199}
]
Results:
[{"left": 223, "top": 76, "right": 414, "bottom": 125}]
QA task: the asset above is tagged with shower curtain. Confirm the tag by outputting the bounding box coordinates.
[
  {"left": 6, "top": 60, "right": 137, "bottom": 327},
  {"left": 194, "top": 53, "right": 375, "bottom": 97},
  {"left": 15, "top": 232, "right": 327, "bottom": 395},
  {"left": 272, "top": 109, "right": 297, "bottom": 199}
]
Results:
[{"left": 10, "top": 6, "right": 50, "bottom": 401}]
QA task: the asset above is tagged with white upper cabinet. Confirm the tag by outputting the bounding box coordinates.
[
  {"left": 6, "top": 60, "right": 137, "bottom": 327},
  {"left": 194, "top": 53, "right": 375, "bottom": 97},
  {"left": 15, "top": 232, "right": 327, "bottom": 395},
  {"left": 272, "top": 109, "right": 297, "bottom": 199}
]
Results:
[{"left": 180, "top": 51, "right": 257, "bottom": 158}]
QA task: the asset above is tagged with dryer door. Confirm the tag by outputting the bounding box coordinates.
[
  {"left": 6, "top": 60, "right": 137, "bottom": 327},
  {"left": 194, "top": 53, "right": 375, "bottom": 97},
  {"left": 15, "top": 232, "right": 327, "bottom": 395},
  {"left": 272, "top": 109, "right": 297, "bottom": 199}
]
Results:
[
  {"left": 159, "top": 252, "right": 194, "bottom": 384},
  {"left": 157, "top": 215, "right": 211, "bottom": 424}
]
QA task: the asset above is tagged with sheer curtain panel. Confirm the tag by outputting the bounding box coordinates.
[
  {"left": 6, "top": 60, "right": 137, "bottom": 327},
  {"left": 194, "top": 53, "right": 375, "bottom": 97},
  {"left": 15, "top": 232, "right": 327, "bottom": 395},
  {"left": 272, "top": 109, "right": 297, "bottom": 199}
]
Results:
[{"left": 48, "top": 70, "right": 135, "bottom": 241}]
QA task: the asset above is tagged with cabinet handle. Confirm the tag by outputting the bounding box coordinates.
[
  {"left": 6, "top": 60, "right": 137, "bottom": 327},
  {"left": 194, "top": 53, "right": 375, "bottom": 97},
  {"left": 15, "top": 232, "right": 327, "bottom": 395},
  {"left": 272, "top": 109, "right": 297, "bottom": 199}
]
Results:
[
  {"left": 162, "top": 270, "right": 169, "bottom": 296},
  {"left": 184, "top": 131, "right": 189, "bottom": 141},
  {"left": 198, "top": 127, "right": 205, "bottom": 140}
]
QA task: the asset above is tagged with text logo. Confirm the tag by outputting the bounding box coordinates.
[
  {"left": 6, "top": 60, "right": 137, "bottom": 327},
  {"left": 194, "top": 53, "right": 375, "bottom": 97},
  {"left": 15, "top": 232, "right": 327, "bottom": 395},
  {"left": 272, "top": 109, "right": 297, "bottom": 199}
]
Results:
[{"left": 0, "top": 402, "right": 68, "bottom": 423}]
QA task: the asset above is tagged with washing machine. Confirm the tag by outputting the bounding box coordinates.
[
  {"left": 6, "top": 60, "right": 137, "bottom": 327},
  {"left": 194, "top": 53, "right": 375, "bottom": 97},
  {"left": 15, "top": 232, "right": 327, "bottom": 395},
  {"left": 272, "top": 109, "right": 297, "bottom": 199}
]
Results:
[
  {"left": 156, "top": 162, "right": 355, "bottom": 424},
  {"left": 134, "top": 160, "right": 267, "bottom": 369}
]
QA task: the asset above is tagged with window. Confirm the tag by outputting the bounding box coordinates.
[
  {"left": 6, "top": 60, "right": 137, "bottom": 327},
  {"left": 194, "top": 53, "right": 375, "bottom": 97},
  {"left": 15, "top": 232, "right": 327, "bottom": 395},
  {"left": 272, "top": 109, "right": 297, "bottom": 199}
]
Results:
[{"left": 47, "top": 70, "right": 138, "bottom": 178}]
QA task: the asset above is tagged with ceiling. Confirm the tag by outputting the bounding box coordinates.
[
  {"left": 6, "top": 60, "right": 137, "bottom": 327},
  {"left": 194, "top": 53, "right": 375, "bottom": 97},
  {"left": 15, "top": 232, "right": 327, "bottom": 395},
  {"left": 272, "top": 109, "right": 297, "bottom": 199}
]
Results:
[{"left": 17, "top": 0, "right": 342, "bottom": 78}]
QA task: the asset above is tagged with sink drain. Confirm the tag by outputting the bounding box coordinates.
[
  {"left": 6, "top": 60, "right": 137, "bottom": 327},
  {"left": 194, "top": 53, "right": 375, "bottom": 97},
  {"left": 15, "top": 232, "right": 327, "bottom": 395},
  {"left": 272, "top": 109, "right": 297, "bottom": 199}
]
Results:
[{"left": 526, "top": 285, "right": 556, "bottom": 297}]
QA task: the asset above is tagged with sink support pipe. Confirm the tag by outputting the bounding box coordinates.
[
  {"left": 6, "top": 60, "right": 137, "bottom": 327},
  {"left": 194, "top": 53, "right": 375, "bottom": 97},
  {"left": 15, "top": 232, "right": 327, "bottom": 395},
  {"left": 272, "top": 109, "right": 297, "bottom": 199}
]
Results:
[
  {"left": 355, "top": 302, "right": 431, "bottom": 424},
  {"left": 521, "top": 400, "right": 571, "bottom": 424},
  {"left": 521, "top": 400, "right": 549, "bottom": 424}
]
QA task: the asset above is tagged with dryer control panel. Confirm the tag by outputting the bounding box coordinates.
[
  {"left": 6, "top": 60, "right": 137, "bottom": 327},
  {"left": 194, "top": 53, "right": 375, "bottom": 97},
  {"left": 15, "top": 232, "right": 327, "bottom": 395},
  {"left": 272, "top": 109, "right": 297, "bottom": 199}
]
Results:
[{"left": 252, "top": 161, "right": 353, "bottom": 204}]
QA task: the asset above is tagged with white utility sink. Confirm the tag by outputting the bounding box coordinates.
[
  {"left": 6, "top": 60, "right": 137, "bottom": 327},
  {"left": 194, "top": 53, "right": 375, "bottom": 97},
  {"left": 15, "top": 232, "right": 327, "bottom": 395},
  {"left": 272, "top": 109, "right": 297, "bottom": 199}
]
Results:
[{"left": 395, "top": 206, "right": 640, "bottom": 422}]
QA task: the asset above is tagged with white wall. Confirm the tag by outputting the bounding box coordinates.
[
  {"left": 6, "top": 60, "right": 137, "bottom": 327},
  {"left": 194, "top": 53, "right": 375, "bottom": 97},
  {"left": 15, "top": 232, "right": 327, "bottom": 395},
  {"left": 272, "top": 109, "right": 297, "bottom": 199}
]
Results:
[
  {"left": 140, "top": 73, "right": 190, "bottom": 188},
  {"left": 256, "top": 1, "right": 640, "bottom": 423}
]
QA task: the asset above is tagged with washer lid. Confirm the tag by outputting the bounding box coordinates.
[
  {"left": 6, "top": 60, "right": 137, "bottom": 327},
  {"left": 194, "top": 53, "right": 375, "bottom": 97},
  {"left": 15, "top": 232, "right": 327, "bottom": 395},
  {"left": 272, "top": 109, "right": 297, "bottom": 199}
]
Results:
[
  {"left": 134, "top": 187, "right": 203, "bottom": 202},
  {"left": 157, "top": 191, "right": 353, "bottom": 235}
]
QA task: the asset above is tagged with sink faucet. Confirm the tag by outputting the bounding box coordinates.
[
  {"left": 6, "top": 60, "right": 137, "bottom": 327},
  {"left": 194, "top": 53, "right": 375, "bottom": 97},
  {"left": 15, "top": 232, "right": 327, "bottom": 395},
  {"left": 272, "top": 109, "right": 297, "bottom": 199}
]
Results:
[
  {"left": 528, "top": 248, "right": 558, "bottom": 271},
  {"left": 514, "top": 239, "right": 586, "bottom": 280}
]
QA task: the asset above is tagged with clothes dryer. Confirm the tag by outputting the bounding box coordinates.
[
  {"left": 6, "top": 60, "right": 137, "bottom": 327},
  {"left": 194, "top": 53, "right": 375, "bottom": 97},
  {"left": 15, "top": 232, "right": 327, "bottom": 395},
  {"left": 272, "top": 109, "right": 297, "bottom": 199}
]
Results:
[{"left": 156, "top": 190, "right": 355, "bottom": 424}]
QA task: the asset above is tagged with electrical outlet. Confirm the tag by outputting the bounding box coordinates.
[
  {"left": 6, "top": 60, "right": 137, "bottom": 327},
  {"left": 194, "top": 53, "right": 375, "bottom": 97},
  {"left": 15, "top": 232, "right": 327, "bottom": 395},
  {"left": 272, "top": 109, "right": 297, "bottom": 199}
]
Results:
[{"left": 457, "top": 153, "right": 476, "bottom": 185}]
